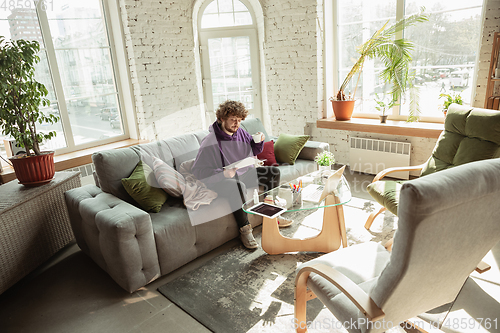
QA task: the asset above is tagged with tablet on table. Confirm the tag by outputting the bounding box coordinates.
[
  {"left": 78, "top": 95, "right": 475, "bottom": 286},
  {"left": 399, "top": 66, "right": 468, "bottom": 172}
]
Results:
[{"left": 247, "top": 202, "right": 286, "bottom": 219}]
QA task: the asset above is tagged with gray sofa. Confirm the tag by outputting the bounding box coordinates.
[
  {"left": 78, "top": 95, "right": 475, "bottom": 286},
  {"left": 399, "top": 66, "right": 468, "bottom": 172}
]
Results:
[{"left": 64, "top": 118, "right": 329, "bottom": 292}]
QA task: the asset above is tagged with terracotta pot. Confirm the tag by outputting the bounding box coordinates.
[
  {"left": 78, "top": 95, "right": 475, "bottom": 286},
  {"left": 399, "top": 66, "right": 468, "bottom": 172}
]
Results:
[
  {"left": 331, "top": 100, "right": 355, "bottom": 121},
  {"left": 9, "top": 151, "right": 55, "bottom": 186}
]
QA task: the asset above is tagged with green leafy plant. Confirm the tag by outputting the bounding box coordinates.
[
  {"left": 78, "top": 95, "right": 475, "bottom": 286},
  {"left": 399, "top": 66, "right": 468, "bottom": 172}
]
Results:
[
  {"left": 0, "top": 37, "right": 58, "bottom": 156},
  {"left": 374, "top": 93, "right": 399, "bottom": 116},
  {"left": 439, "top": 93, "right": 463, "bottom": 112},
  {"left": 330, "top": 9, "right": 428, "bottom": 121},
  {"left": 314, "top": 151, "right": 335, "bottom": 166}
]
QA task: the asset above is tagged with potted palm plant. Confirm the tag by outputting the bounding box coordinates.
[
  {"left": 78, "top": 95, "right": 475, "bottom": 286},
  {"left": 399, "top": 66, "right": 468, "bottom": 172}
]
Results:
[
  {"left": 0, "top": 37, "right": 59, "bottom": 186},
  {"left": 330, "top": 10, "right": 428, "bottom": 121}
]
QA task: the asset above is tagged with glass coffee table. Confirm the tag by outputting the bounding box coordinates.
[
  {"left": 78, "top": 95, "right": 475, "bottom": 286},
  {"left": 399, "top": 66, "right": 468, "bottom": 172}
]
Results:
[{"left": 243, "top": 168, "right": 351, "bottom": 255}]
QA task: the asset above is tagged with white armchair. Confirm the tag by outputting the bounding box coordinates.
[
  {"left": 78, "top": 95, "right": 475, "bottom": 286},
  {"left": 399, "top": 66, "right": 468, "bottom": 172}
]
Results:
[{"left": 294, "top": 158, "right": 500, "bottom": 333}]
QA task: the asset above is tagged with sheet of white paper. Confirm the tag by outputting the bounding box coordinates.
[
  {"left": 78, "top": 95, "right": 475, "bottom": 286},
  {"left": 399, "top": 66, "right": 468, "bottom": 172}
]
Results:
[{"left": 223, "top": 157, "right": 263, "bottom": 170}]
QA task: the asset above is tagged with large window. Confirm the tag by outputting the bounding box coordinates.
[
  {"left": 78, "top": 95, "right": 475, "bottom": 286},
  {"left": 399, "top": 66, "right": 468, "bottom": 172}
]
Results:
[
  {"left": 0, "top": 0, "right": 126, "bottom": 158},
  {"left": 199, "top": 0, "right": 262, "bottom": 119},
  {"left": 335, "top": 0, "right": 483, "bottom": 121}
]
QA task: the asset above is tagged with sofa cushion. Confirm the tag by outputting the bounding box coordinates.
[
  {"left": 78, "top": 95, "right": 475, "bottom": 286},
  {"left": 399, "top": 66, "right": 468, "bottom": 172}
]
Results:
[
  {"left": 240, "top": 118, "right": 270, "bottom": 142},
  {"left": 257, "top": 140, "right": 278, "bottom": 166},
  {"left": 277, "top": 159, "right": 317, "bottom": 184},
  {"left": 150, "top": 199, "right": 198, "bottom": 275},
  {"left": 274, "top": 133, "right": 310, "bottom": 165},
  {"left": 92, "top": 147, "right": 141, "bottom": 204},
  {"left": 121, "top": 161, "right": 168, "bottom": 213},
  {"left": 194, "top": 130, "right": 210, "bottom": 144},
  {"left": 163, "top": 133, "right": 203, "bottom": 170},
  {"left": 131, "top": 140, "right": 175, "bottom": 168},
  {"left": 152, "top": 158, "right": 184, "bottom": 197}
]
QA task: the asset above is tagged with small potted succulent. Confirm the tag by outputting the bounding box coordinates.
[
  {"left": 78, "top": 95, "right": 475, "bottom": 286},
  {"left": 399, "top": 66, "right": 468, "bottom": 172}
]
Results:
[
  {"left": 439, "top": 93, "right": 463, "bottom": 116},
  {"left": 315, "top": 151, "right": 335, "bottom": 174},
  {"left": 0, "top": 37, "right": 59, "bottom": 186}
]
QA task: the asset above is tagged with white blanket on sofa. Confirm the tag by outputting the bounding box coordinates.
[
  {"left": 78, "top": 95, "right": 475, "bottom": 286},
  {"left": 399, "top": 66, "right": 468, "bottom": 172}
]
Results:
[{"left": 178, "top": 159, "right": 218, "bottom": 211}]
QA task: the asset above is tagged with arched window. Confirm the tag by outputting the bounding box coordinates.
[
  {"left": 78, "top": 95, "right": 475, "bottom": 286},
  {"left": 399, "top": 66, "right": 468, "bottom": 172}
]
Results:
[
  {"left": 198, "top": 0, "right": 262, "bottom": 119},
  {"left": 201, "top": 0, "right": 253, "bottom": 28}
]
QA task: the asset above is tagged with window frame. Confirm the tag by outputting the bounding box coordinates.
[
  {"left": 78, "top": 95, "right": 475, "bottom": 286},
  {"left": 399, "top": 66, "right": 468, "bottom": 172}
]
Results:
[
  {"left": 13, "top": 0, "right": 132, "bottom": 156},
  {"left": 328, "top": 0, "right": 482, "bottom": 124},
  {"left": 197, "top": 0, "right": 262, "bottom": 119}
]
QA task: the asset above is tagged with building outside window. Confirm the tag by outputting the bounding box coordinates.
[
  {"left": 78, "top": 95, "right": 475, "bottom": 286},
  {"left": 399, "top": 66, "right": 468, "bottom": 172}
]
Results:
[
  {"left": 335, "top": 0, "right": 483, "bottom": 121},
  {"left": 0, "top": 0, "right": 126, "bottom": 160}
]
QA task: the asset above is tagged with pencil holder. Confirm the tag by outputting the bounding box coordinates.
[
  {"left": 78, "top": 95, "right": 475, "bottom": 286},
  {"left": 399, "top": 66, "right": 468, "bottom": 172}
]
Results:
[{"left": 292, "top": 191, "right": 302, "bottom": 207}]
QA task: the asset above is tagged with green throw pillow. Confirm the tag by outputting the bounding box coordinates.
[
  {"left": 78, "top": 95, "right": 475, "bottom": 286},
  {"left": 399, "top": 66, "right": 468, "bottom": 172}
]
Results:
[
  {"left": 122, "top": 161, "right": 168, "bottom": 213},
  {"left": 273, "top": 133, "right": 310, "bottom": 165}
]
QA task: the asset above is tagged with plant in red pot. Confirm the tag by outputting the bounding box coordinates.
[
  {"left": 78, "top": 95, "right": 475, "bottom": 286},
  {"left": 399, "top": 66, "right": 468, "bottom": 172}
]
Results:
[
  {"left": 0, "top": 37, "right": 59, "bottom": 186},
  {"left": 330, "top": 10, "right": 427, "bottom": 122}
]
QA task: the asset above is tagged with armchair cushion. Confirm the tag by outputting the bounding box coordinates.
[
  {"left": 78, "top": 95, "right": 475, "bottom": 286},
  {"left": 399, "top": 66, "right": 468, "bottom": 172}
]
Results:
[
  {"left": 299, "top": 242, "right": 391, "bottom": 332},
  {"left": 121, "top": 161, "right": 168, "bottom": 213},
  {"left": 368, "top": 105, "right": 500, "bottom": 219},
  {"left": 421, "top": 104, "right": 500, "bottom": 176},
  {"left": 366, "top": 180, "right": 404, "bottom": 215},
  {"left": 274, "top": 133, "right": 310, "bottom": 165}
]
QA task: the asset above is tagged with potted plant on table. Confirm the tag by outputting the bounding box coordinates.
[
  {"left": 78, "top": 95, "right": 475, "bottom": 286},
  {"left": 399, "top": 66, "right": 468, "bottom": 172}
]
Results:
[
  {"left": 0, "top": 37, "right": 59, "bottom": 186},
  {"left": 439, "top": 93, "right": 463, "bottom": 116},
  {"left": 329, "top": 10, "right": 428, "bottom": 121},
  {"left": 314, "top": 151, "right": 335, "bottom": 175}
]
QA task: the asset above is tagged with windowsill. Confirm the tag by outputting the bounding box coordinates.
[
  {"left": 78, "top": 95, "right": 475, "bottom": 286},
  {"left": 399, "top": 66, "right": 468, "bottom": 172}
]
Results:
[
  {"left": 0, "top": 139, "right": 148, "bottom": 184},
  {"left": 316, "top": 117, "right": 444, "bottom": 138}
]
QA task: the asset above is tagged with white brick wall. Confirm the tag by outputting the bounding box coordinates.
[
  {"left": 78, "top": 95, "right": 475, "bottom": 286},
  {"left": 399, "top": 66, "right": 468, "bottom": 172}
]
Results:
[
  {"left": 261, "top": 0, "right": 324, "bottom": 136},
  {"left": 119, "top": 0, "right": 324, "bottom": 141},
  {"left": 119, "top": 0, "right": 204, "bottom": 142},
  {"left": 117, "top": 0, "right": 496, "bottom": 170}
]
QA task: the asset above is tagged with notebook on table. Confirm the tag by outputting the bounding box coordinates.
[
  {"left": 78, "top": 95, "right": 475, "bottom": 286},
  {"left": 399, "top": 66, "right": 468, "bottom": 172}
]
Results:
[{"left": 301, "top": 165, "right": 346, "bottom": 203}]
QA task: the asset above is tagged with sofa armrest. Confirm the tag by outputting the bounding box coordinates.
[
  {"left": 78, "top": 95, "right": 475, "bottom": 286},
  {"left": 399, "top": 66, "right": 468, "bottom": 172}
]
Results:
[
  {"left": 298, "top": 140, "right": 330, "bottom": 161},
  {"left": 65, "top": 185, "right": 161, "bottom": 293}
]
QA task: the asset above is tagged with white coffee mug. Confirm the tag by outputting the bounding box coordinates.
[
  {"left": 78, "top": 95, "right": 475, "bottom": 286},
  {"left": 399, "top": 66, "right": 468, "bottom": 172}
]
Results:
[
  {"left": 278, "top": 186, "right": 293, "bottom": 209},
  {"left": 252, "top": 132, "right": 263, "bottom": 143}
]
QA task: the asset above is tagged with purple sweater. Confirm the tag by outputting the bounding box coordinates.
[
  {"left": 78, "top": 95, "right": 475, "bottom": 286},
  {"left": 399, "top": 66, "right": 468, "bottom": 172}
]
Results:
[{"left": 192, "top": 120, "right": 264, "bottom": 183}]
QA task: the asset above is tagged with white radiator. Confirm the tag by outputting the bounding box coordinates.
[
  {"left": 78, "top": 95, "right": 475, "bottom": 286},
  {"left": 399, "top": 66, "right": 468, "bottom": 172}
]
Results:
[{"left": 349, "top": 137, "right": 411, "bottom": 180}]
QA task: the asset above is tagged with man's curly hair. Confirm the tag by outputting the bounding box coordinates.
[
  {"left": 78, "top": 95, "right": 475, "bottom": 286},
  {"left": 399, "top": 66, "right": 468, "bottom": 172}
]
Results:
[{"left": 216, "top": 100, "right": 248, "bottom": 121}]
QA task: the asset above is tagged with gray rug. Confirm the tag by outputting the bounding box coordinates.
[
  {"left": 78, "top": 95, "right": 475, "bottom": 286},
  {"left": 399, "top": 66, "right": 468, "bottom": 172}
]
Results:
[{"left": 158, "top": 197, "right": 398, "bottom": 333}]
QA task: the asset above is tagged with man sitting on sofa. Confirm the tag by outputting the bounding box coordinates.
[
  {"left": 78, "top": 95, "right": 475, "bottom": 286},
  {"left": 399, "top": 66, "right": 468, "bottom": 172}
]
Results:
[{"left": 192, "top": 100, "right": 280, "bottom": 249}]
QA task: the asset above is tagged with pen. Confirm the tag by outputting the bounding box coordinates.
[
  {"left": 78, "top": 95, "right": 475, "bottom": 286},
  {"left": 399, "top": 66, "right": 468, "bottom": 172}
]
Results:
[{"left": 289, "top": 183, "right": 294, "bottom": 191}]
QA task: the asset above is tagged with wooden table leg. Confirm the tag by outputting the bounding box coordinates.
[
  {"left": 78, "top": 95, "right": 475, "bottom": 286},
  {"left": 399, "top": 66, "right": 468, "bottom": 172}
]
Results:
[
  {"left": 335, "top": 195, "right": 348, "bottom": 248},
  {"left": 261, "top": 194, "right": 345, "bottom": 255}
]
